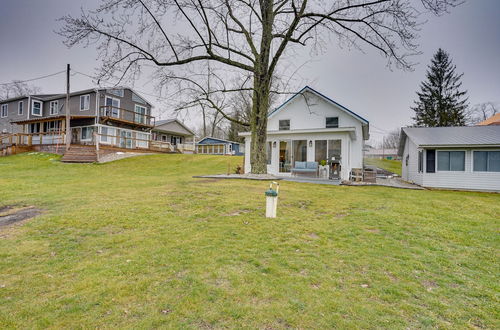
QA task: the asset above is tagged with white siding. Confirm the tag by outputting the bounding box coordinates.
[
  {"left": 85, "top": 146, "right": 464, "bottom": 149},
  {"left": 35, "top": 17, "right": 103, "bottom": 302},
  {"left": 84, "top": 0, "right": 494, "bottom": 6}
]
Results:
[
  {"left": 402, "top": 138, "right": 423, "bottom": 185},
  {"left": 243, "top": 90, "right": 367, "bottom": 180},
  {"left": 403, "top": 135, "right": 500, "bottom": 191},
  {"left": 422, "top": 149, "right": 500, "bottom": 191}
]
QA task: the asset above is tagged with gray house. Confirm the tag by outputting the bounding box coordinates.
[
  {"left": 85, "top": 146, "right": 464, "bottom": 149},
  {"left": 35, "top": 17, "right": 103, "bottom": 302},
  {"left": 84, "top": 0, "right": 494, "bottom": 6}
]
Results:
[
  {"left": 398, "top": 126, "right": 500, "bottom": 192},
  {"left": 0, "top": 87, "right": 187, "bottom": 160},
  {"left": 151, "top": 119, "right": 196, "bottom": 153}
]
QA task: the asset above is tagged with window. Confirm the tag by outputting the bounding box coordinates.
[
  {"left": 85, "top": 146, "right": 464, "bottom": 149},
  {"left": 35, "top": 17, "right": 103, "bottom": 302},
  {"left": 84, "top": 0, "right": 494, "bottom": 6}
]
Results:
[
  {"left": 315, "top": 140, "right": 327, "bottom": 163},
  {"left": 44, "top": 120, "right": 61, "bottom": 132},
  {"left": 105, "top": 96, "right": 120, "bottom": 116},
  {"left": 80, "top": 95, "right": 90, "bottom": 111},
  {"left": 29, "top": 123, "right": 40, "bottom": 133},
  {"left": 326, "top": 117, "right": 339, "bottom": 128},
  {"left": 32, "top": 100, "right": 42, "bottom": 116},
  {"left": 474, "top": 151, "right": 500, "bottom": 172},
  {"left": 100, "top": 126, "right": 115, "bottom": 144},
  {"left": 426, "top": 149, "right": 435, "bottom": 173},
  {"left": 49, "top": 101, "right": 59, "bottom": 115},
  {"left": 18, "top": 101, "right": 23, "bottom": 115},
  {"left": 0, "top": 104, "right": 7, "bottom": 118},
  {"left": 134, "top": 105, "right": 147, "bottom": 124},
  {"left": 279, "top": 119, "right": 290, "bottom": 130},
  {"left": 136, "top": 132, "right": 149, "bottom": 148},
  {"left": 266, "top": 141, "right": 272, "bottom": 164},
  {"left": 107, "top": 89, "right": 124, "bottom": 97},
  {"left": 418, "top": 150, "right": 423, "bottom": 173},
  {"left": 81, "top": 127, "right": 93, "bottom": 140},
  {"left": 328, "top": 139, "right": 341, "bottom": 161},
  {"left": 437, "top": 151, "right": 465, "bottom": 171}
]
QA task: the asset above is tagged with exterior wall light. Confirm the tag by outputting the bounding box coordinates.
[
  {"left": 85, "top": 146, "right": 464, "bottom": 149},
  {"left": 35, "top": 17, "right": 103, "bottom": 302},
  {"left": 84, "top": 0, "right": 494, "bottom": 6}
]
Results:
[
  {"left": 273, "top": 141, "right": 276, "bottom": 148},
  {"left": 309, "top": 140, "right": 312, "bottom": 147}
]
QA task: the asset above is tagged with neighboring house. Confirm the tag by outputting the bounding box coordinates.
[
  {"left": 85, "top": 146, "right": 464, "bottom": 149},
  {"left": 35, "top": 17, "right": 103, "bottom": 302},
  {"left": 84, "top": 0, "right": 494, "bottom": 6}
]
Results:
[
  {"left": 0, "top": 87, "right": 154, "bottom": 148},
  {"left": 0, "top": 87, "right": 196, "bottom": 159},
  {"left": 239, "top": 86, "right": 369, "bottom": 180},
  {"left": 152, "top": 119, "right": 196, "bottom": 153},
  {"left": 365, "top": 147, "right": 400, "bottom": 160},
  {"left": 398, "top": 126, "right": 500, "bottom": 192},
  {"left": 196, "top": 137, "right": 243, "bottom": 155},
  {"left": 477, "top": 113, "right": 500, "bottom": 126}
]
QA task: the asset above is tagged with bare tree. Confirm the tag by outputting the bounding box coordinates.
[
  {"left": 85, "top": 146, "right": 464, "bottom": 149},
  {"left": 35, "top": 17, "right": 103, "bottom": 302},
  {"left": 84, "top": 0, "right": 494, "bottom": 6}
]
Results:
[
  {"left": 467, "top": 102, "right": 499, "bottom": 125},
  {"left": 59, "top": 0, "right": 460, "bottom": 173},
  {"left": 381, "top": 128, "right": 400, "bottom": 149},
  {"left": 0, "top": 81, "right": 41, "bottom": 100}
]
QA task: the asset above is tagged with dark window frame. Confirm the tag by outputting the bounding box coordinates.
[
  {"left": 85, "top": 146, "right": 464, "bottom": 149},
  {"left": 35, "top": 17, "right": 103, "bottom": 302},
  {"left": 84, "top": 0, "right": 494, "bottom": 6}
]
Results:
[
  {"left": 279, "top": 119, "right": 290, "bottom": 131},
  {"left": 426, "top": 149, "right": 435, "bottom": 173},
  {"left": 326, "top": 117, "right": 339, "bottom": 128}
]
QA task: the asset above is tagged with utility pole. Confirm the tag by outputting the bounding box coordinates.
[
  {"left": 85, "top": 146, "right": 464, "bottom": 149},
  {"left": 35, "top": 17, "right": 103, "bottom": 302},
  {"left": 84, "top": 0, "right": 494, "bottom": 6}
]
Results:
[{"left": 65, "top": 64, "right": 71, "bottom": 150}]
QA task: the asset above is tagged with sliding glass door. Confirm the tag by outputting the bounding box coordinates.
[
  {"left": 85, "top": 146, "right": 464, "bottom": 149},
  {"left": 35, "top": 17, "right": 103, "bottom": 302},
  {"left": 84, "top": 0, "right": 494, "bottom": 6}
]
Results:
[
  {"left": 279, "top": 140, "right": 291, "bottom": 173},
  {"left": 293, "top": 140, "right": 307, "bottom": 166}
]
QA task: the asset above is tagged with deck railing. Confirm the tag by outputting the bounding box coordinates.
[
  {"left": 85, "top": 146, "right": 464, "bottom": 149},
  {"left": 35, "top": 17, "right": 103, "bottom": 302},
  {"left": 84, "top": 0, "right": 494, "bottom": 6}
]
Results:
[
  {"left": 1, "top": 131, "right": 66, "bottom": 147},
  {"left": 1, "top": 130, "right": 194, "bottom": 154},
  {"left": 99, "top": 106, "right": 155, "bottom": 127}
]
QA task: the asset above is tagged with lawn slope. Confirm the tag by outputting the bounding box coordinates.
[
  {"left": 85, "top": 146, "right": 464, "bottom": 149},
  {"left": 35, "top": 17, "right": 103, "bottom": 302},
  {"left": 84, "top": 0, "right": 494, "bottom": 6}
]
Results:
[
  {"left": 0, "top": 153, "right": 498, "bottom": 328},
  {"left": 365, "top": 158, "right": 402, "bottom": 175}
]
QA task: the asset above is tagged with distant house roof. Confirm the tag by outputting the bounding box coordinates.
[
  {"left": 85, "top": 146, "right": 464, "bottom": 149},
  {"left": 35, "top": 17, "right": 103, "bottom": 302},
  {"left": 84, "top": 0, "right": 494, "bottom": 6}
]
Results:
[
  {"left": 197, "top": 137, "right": 241, "bottom": 145},
  {"left": 365, "top": 148, "right": 398, "bottom": 156},
  {"left": 477, "top": 113, "right": 500, "bottom": 126},
  {"left": 398, "top": 126, "right": 500, "bottom": 155},
  {"left": 153, "top": 118, "right": 195, "bottom": 135}
]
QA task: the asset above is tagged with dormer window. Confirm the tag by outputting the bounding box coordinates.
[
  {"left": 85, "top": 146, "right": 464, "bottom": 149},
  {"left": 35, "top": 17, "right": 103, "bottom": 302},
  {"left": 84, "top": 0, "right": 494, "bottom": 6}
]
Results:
[
  {"left": 279, "top": 119, "right": 290, "bottom": 130},
  {"left": 326, "top": 117, "right": 339, "bottom": 128}
]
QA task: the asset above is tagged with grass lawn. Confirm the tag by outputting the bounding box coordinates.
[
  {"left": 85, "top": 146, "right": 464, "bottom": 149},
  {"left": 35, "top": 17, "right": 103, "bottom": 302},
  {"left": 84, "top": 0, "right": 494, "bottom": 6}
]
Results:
[
  {"left": 0, "top": 153, "right": 498, "bottom": 328},
  {"left": 365, "top": 158, "right": 403, "bottom": 176}
]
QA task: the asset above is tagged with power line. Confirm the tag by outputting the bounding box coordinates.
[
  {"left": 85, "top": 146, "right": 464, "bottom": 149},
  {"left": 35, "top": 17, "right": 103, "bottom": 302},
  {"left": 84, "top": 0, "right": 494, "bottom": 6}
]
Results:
[{"left": 0, "top": 70, "right": 66, "bottom": 86}]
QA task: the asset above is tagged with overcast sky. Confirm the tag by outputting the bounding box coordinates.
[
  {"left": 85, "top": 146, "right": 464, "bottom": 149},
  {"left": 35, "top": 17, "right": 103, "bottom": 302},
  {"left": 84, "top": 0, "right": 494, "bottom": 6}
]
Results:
[{"left": 1, "top": 0, "right": 499, "bottom": 142}]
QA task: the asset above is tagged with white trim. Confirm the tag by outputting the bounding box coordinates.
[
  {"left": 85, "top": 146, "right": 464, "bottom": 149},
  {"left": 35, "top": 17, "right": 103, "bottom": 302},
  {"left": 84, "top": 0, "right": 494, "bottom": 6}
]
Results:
[
  {"left": 31, "top": 100, "right": 43, "bottom": 117},
  {"left": 18, "top": 101, "right": 24, "bottom": 115},
  {"left": 80, "top": 94, "right": 91, "bottom": 111},
  {"left": 49, "top": 100, "right": 59, "bottom": 115},
  {"left": 0, "top": 104, "right": 7, "bottom": 118}
]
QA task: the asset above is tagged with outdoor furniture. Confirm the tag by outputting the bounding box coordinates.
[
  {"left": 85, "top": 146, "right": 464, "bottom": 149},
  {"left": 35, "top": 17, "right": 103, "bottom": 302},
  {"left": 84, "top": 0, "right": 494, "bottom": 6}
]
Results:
[
  {"left": 350, "top": 168, "right": 363, "bottom": 182},
  {"left": 292, "top": 161, "right": 319, "bottom": 177},
  {"left": 363, "top": 165, "right": 377, "bottom": 183}
]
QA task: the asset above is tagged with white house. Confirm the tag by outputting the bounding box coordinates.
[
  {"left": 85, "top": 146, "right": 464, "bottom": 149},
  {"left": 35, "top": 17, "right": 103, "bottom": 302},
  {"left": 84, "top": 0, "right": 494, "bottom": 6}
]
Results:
[
  {"left": 239, "top": 86, "right": 369, "bottom": 180},
  {"left": 398, "top": 126, "right": 500, "bottom": 192}
]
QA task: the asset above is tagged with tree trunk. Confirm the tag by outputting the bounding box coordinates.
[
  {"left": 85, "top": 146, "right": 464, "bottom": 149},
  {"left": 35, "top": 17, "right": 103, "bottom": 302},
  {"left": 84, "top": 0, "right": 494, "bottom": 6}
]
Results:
[
  {"left": 250, "top": 78, "right": 270, "bottom": 173},
  {"left": 249, "top": 0, "right": 273, "bottom": 174}
]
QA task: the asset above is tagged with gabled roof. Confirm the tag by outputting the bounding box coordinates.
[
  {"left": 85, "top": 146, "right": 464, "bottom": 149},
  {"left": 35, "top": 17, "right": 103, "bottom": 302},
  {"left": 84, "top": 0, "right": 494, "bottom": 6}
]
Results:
[
  {"left": 153, "top": 118, "right": 195, "bottom": 135},
  {"left": 398, "top": 126, "right": 500, "bottom": 156},
  {"left": 268, "top": 86, "right": 369, "bottom": 125},
  {"left": 197, "top": 136, "right": 241, "bottom": 145}
]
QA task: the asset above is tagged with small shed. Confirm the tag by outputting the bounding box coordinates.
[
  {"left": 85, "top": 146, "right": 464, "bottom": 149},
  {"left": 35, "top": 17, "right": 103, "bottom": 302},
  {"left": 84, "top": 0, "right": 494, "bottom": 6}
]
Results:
[{"left": 196, "top": 137, "right": 243, "bottom": 155}]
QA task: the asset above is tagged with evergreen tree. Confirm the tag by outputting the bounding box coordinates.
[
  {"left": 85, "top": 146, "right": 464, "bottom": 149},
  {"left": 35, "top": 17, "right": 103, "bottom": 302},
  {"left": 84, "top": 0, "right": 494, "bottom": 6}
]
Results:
[{"left": 412, "top": 48, "right": 468, "bottom": 126}]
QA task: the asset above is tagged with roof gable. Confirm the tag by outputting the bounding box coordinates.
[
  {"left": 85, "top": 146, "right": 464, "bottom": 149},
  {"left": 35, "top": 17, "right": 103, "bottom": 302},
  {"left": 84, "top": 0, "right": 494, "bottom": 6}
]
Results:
[
  {"left": 268, "top": 86, "right": 368, "bottom": 124},
  {"left": 197, "top": 137, "right": 240, "bottom": 145},
  {"left": 154, "top": 119, "right": 194, "bottom": 135}
]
